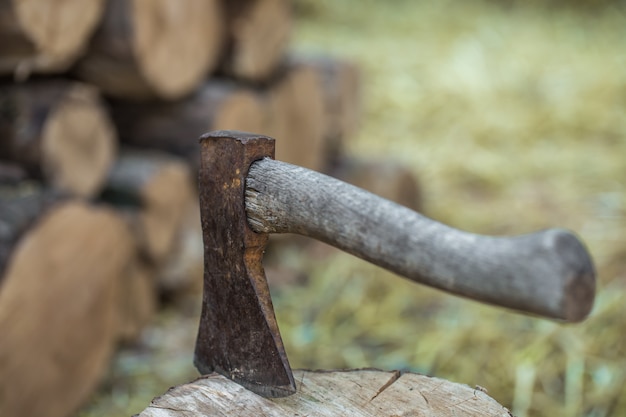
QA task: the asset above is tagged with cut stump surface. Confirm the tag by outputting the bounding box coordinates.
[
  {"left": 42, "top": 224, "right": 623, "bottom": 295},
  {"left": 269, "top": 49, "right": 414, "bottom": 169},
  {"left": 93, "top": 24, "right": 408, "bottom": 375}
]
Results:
[{"left": 138, "top": 369, "right": 512, "bottom": 416}]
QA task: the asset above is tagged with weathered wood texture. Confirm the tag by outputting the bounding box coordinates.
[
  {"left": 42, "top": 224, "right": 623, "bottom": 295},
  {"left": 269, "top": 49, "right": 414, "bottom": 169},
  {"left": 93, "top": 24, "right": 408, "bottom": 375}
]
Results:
[
  {"left": 110, "top": 81, "right": 264, "bottom": 173},
  {"left": 221, "top": 0, "right": 292, "bottom": 81},
  {"left": 101, "top": 151, "right": 194, "bottom": 265},
  {"left": 76, "top": 0, "right": 224, "bottom": 100},
  {"left": 0, "top": 198, "right": 134, "bottom": 417},
  {"left": 0, "top": 0, "right": 105, "bottom": 77},
  {"left": 137, "top": 370, "right": 513, "bottom": 416},
  {"left": 330, "top": 156, "right": 422, "bottom": 212},
  {"left": 0, "top": 81, "right": 117, "bottom": 197},
  {"left": 244, "top": 157, "right": 595, "bottom": 322}
]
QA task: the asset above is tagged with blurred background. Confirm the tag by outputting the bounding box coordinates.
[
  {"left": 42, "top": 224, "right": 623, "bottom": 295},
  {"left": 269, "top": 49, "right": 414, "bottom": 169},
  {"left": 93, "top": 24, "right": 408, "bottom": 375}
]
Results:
[{"left": 1, "top": 0, "right": 625, "bottom": 416}]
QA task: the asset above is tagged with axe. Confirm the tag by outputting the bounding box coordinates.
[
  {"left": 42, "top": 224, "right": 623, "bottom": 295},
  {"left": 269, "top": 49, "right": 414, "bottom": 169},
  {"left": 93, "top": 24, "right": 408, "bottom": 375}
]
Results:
[{"left": 194, "top": 130, "right": 595, "bottom": 398}]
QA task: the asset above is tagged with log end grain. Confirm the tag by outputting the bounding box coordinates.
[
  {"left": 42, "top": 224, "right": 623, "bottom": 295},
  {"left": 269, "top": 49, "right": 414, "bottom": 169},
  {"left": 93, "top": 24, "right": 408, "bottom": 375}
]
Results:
[
  {"left": 0, "top": 202, "right": 135, "bottom": 417},
  {"left": 225, "top": 0, "right": 293, "bottom": 81},
  {"left": 0, "top": 0, "right": 106, "bottom": 76},
  {"left": 78, "top": 0, "right": 225, "bottom": 100},
  {"left": 40, "top": 84, "right": 117, "bottom": 197}
]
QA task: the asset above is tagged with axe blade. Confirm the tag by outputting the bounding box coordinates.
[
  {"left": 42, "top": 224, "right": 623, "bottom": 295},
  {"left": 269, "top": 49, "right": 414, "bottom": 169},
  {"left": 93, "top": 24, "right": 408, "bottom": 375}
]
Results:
[{"left": 194, "top": 131, "right": 295, "bottom": 398}]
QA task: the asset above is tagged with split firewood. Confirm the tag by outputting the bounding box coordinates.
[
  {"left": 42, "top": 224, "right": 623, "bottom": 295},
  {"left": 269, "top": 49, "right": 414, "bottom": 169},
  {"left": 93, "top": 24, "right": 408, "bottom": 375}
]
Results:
[
  {"left": 137, "top": 370, "right": 512, "bottom": 416},
  {"left": 221, "top": 0, "right": 292, "bottom": 82},
  {"left": 101, "top": 150, "right": 195, "bottom": 266},
  {"left": 0, "top": 0, "right": 105, "bottom": 78},
  {"left": 294, "top": 54, "right": 361, "bottom": 143},
  {"left": 117, "top": 257, "right": 157, "bottom": 344},
  {"left": 0, "top": 190, "right": 135, "bottom": 417},
  {"left": 76, "top": 0, "right": 224, "bottom": 100},
  {"left": 330, "top": 156, "right": 422, "bottom": 212},
  {"left": 110, "top": 81, "right": 265, "bottom": 172},
  {"left": 266, "top": 60, "right": 327, "bottom": 171},
  {"left": 157, "top": 193, "right": 204, "bottom": 297},
  {"left": 0, "top": 81, "right": 117, "bottom": 198}
]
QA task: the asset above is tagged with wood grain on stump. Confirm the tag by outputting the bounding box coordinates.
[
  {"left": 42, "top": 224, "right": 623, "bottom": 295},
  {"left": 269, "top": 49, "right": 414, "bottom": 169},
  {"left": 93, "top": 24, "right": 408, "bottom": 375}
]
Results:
[
  {"left": 0, "top": 197, "right": 134, "bottom": 417},
  {"left": 138, "top": 370, "right": 512, "bottom": 416},
  {"left": 0, "top": 81, "right": 117, "bottom": 197},
  {"left": 77, "top": 0, "right": 224, "bottom": 100},
  {"left": 0, "top": 0, "right": 105, "bottom": 77}
]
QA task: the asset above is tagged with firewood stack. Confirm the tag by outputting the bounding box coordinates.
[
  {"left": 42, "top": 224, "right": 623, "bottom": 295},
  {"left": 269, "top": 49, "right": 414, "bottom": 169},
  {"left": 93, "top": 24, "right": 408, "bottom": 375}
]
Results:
[{"left": 0, "top": 1, "right": 421, "bottom": 416}]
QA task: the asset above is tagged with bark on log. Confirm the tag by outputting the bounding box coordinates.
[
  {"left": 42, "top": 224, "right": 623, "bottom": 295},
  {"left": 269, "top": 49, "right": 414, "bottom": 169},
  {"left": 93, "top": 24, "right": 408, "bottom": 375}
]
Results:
[
  {"left": 110, "top": 81, "right": 265, "bottom": 173},
  {"left": 330, "top": 156, "right": 422, "bottom": 212},
  {"left": 221, "top": 0, "right": 292, "bottom": 82},
  {"left": 0, "top": 193, "right": 135, "bottom": 417},
  {"left": 0, "top": 0, "right": 105, "bottom": 78},
  {"left": 266, "top": 60, "right": 327, "bottom": 171},
  {"left": 137, "top": 370, "right": 512, "bottom": 416},
  {"left": 101, "top": 150, "right": 195, "bottom": 265},
  {"left": 0, "top": 81, "right": 117, "bottom": 197},
  {"left": 76, "top": 0, "right": 224, "bottom": 100}
]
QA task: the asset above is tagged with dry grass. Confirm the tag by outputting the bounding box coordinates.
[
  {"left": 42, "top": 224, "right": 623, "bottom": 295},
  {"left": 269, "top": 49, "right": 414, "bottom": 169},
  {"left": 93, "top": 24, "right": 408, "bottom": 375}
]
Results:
[{"left": 81, "top": 1, "right": 626, "bottom": 416}]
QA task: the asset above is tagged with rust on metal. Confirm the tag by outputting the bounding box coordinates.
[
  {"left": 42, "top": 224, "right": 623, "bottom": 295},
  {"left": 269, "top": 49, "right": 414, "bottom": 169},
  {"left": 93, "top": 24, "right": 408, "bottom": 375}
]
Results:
[{"left": 194, "top": 130, "right": 295, "bottom": 398}]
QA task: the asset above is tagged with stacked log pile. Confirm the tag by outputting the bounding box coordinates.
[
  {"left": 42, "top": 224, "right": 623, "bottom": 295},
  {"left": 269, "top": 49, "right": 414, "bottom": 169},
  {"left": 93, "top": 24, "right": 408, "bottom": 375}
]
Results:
[{"left": 0, "top": 1, "right": 421, "bottom": 416}]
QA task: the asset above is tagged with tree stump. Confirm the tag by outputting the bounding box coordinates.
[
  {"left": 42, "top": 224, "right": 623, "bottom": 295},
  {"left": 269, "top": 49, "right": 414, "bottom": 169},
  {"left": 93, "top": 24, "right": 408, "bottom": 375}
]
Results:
[
  {"left": 0, "top": 191, "right": 135, "bottom": 417},
  {"left": 137, "top": 369, "right": 512, "bottom": 416},
  {"left": 0, "top": 0, "right": 105, "bottom": 77},
  {"left": 76, "top": 0, "right": 224, "bottom": 100},
  {"left": 0, "top": 81, "right": 117, "bottom": 198}
]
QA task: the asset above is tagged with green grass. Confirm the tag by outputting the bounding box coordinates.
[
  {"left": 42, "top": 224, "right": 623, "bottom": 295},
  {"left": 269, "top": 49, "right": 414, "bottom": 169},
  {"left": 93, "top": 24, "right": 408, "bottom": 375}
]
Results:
[{"left": 82, "top": 1, "right": 626, "bottom": 416}]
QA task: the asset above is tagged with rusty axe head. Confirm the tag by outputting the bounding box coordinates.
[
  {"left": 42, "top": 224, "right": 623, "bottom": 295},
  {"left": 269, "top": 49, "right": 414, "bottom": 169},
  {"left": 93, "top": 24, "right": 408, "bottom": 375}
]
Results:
[{"left": 193, "top": 131, "right": 295, "bottom": 397}]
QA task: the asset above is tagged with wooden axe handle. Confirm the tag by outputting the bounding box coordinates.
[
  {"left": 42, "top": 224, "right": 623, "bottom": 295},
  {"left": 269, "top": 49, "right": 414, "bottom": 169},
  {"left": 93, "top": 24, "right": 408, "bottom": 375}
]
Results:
[{"left": 245, "top": 158, "right": 595, "bottom": 322}]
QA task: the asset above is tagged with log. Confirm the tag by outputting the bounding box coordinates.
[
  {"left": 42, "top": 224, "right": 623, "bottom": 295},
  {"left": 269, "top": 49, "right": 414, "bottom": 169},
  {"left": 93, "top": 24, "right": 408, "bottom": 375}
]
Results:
[
  {"left": 117, "top": 257, "right": 157, "bottom": 344},
  {"left": 330, "top": 156, "right": 422, "bottom": 212},
  {"left": 0, "top": 192, "right": 135, "bottom": 417},
  {"left": 157, "top": 192, "right": 204, "bottom": 297},
  {"left": 76, "top": 0, "right": 224, "bottom": 100},
  {"left": 296, "top": 54, "right": 361, "bottom": 142},
  {"left": 221, "top": 0, "right": 292, "bottom": 82},
  {"left": 0, "top": 0, "right": 105, "bottom": 78},
  {"left": 267, "top": 60, "right": 327, "bottom": 171},
  {"left": 137, "top": 369, "right": 512, "bottom": 416},
  {"left": 101, "top": 150, "right": 195, "bottom": 265},
  {"left": 0, "top": 81, "right": 117, "bottom": 197},
  {"left": 110, "top": 81, "right": 265, "bottom": 173}
]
